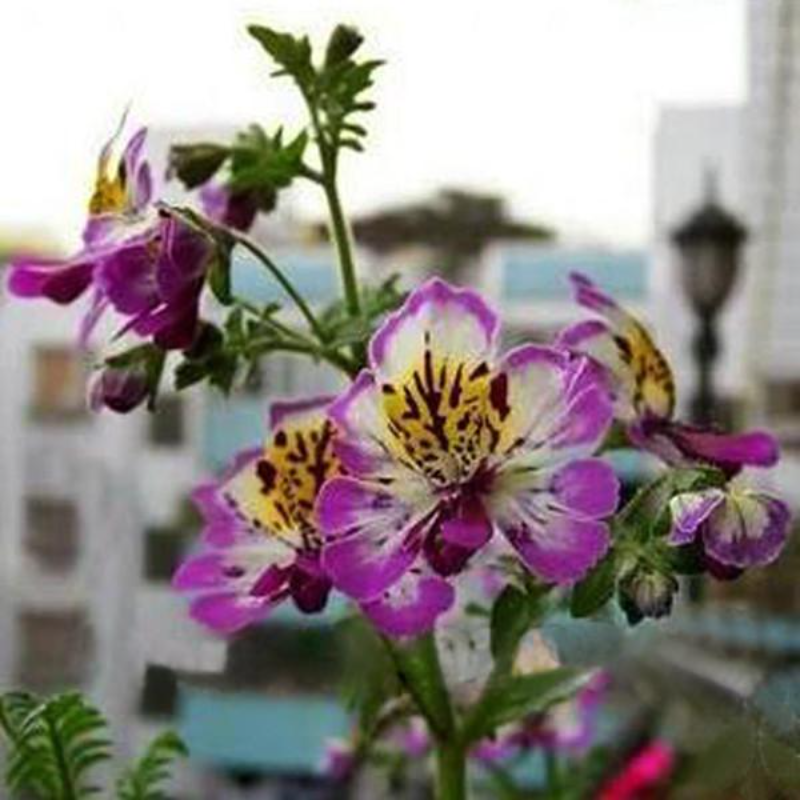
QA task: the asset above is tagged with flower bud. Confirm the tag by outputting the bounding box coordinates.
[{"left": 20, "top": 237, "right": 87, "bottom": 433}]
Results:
[
  {"left": 619, "top": 569, "right": 678, "bottom": 625},
  {"left": 325, "top": 25, "right": 364, "bottom": 67},
  {"left": 89, "top": 362, "right": 149, "bottom": 414}
]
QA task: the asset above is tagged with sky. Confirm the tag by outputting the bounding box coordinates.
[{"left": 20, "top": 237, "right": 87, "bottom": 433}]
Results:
[{"left": 0, "top": 0, "right": 746, "bottom": 249}]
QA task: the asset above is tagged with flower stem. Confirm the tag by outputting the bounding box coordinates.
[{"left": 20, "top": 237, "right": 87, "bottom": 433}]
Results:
[
  {"left": 322, "top": 176, "right": 361, "bottom": 320},
  {"left": 435, "top": 739, "right": 467, "bottom": 800},
  {"left": 234, "top": 234, "right": 328, "bottom": 342}
]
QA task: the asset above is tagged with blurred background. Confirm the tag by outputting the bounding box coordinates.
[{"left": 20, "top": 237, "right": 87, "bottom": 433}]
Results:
[{"left": 2, "top": 0, "right": 800, "bottom": 797}]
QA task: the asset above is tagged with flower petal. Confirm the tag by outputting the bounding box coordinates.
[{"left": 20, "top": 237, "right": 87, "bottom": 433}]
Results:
[
  {"left": 560, "top": 272, "right": 675, "bottom": 420},
  {"left": 668, "top": 489, "right": 725, "bottom": 546},
  {"left": 440, "top": 495, "right": 493, "bottom": 549},
  {"left": 501, "top": 515, "right": 611, "bottom": 585},
  {"left": 318, "top": 476, "right": 432, "bottom": 600},
  {"left": 369, "top": 277, "right": 499, "bottom": 381},
  {"left": 703, "top": 492, "right": 791, "bottom": 568},
  {"left": 493, "top": 346, "right": 613, "bottom": 468},
  {"left": 269, "top": 395, "right": 335, "bottom": 430},
  {"left": 188, "top": 591, "right": 280, "bottom": 634},
  {"left": 7, "top": 256, "right": 95, "bottom": 304},
  {"left": 549, "top": 459, "right": 620, "bottom": 519},
  {"left": 361, "top": 571, "right": 455, "bottom": 637}
]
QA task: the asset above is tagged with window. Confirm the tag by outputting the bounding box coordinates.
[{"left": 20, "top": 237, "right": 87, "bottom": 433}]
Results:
[
  {"left": 30, "top": 346, "right": 88, "bottom": 420},
  {"left": 143, "top": 526, "right": 185, "bottom": 582},
  {"left": 16, "top": 611, "right": 92, "bottom": 691},
  {"left": 766, "top": 380, "right": 800, "bottom": 420},
  {"left": 24, "top": 496, "right": 80, "bottom": 572},
  {"left": 139, "top": 665, "right": 178, "bottom": 717},
  {"left": 148, "top": 395, "right": 185, "bottom": 446},
  {"left": 225, "top": 625, "right": 343, "bottom": 693}
]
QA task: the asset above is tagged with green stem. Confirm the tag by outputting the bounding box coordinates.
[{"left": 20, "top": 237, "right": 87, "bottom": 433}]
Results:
[
  {"left": 322, "top": 176, "right": 361, "bottom": 320},
  {"left": 435, "top": 739, "right": 467, "bottom": 800},
  {"left": 247, "top": 336, "right": 358, "bottom": 377},
  {"left": 545, "top": 752, "right": 561, "bottom": 798},
  {"left": 234, "top": 234, "right": 328, "bottom": 342}
]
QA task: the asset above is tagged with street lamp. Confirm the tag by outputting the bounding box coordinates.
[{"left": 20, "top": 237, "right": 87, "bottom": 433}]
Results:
[{"left": 671, "top": 174, "right": 748, "bottom": 427}]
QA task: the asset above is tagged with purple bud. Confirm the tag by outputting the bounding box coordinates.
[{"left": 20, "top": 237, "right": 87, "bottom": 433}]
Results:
[
  {"left": 89, "top": 363, "right": 149, "bottom": 414},
  {"left": 200, "top": 183, "right": 260, "bottom": 232}
]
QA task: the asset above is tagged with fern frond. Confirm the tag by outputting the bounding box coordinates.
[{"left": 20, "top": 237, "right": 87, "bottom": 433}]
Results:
[
  {"left": 0, "top": 690, "right": 111, "bottom": 800},
  {"left": 116, "top": 731, "right": 188, "bottom": 800}
]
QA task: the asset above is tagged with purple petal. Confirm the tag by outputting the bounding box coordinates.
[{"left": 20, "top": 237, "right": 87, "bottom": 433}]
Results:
[
  {"left": 361, "top": 572, "right": 455, "bottom": 638},
  {"left": 324, "top": 535, "right": 419, "bottom": 601},
  {"left": 369, "top": 277, "right": 499, "bottom": 379},
  {"left": 550, "top": 459, "right": 620, "bottom": 519},
  {"left": 7, "top": 257, "right": 95, "bottom": 304},
  {"left": 703, "top": 493, "right": 791, "bottom": 568},
  {"left": 318, "top": 477, "right": 427, "bottom": 600},
  {"left": 155, "top": 216, "right": 211, "bottom": 303},
  {"left": 189, "top": 592, "right": 278, "bottom": 634},
  {"left": 289, "top": 556, "right": 332, "bottom": 613},
  {"left": 95, "top": 237, "right": 159, "bottom": 314},
  {"left": 440, "top": 496, "right": 493, "bottom": 548},
  {"left": 502, "top": 516, "right": 611, "bottom": 585},
  {"left": 668, "top": 489, "right": 725, "bottom": 546},
  {"left": 569, "top": 272, "right": 620, "bottom": 314},
  {"left": 667, "top": 423, "right": 779, "bottom": 472}
]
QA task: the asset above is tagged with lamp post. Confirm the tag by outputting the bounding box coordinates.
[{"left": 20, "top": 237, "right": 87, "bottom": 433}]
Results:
[
  {"left": 671, "top": 176, "right": 748, "bottom": 604},
  {"left": 671, "top": 175, "right": 748, "bottom": 428}
]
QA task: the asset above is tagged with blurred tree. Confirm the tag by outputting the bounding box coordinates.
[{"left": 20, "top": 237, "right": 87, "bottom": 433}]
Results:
[{"left": 314, "top": 188, "right": 555, "bottom": 282}]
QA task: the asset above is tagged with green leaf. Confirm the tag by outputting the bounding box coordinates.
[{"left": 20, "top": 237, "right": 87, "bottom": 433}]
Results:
[
  {"left": 208, "top": 251, "right": 233, "bottom": 306},
  {"left": 247, "top": 25, "right": 314, "bottom": 87},
  {"left": 490, "top": 585, "right": 540, "bottom": 668},
  {"left": 116, "top": 730, "right": 188, "bottom": 800},
  {"left": 168, "top": 143, "right": 229, "bottom": 189},
  {"left": 570, "top": 554, "right": 618, "bottom": 618},
  {"left": 0, "top": 691, "right": 111, "bottom": 799},
  {"left": 388, "top": 634, "right": 454, "bottom": 739},
  {"left": 461, "top": 668, "right": 589, "bottom": 743}
]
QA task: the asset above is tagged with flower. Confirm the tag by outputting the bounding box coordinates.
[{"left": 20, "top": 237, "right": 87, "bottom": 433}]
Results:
[
  {"left": 200, "top": 182, "right": 260, "bottom": 232},
  {"left": 89, "top": 361, "right": 150, "bottom": 414},
  {"left": 172, "top": 398, "right": 338, "bottom": 633},
  {"left": 670, "top": 485, "right": 790, "bottom": 569},
  {"left": 318, "top": 278, "right": 619, "bottom": 637},
  {"left": 597, "top": 741, "right": 675, "bottom": 800},
  {"left": 558, "top": 273, "right": 778, "bottom": 475},
  {"left": 322, "top": 738, "right": 357, "bottom": 781},
  {"left": 7, "top": 124, "right": 214, "bottom": 352}
]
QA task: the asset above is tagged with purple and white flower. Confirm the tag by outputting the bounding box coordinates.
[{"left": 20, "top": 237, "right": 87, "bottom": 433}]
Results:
[
  {"left": 670, "top": 485, "right": 791, "bottom": 569},
  {"left": 318, "top": 278, "right": 620, "bottom": 637},
  {"left": 558, "top": 273, "right": 778, "bottom": 475},
  {"left": 7, "top": 125, "right": 214, "bottom": 352},
  {"left": 173, "top": 398, "right": 338, "bottom": 633}
]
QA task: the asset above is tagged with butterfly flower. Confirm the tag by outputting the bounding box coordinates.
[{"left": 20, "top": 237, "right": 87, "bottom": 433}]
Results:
[
  {"left": 173, "top": 398, "right": 338, "bottom": 633},
  {"left": 558, "top": 273, "right": 778, "bottom": 475},
  {"left": 318, "top": 278, "right": 619, "bottom": 637}
]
